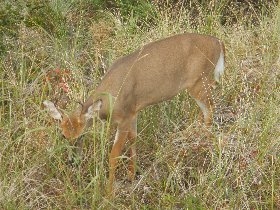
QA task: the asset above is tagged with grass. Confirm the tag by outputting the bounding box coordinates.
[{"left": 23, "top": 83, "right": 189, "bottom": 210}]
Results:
[{"left": 0, "top": 1, "right": 279, "bottom": 209}]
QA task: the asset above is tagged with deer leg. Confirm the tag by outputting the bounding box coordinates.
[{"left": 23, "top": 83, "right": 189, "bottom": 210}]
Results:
[
  {"left": 108, "top": 128, "right": 128, "bottom": 195},
  {"left": 128, "top": 142, "right": 136, "bottom": 181},
  {"left": 127, "top": 117, "right": 137, "bottom": 181},
  {"left": 194, "top": 98, "right": 213, "bottom": 127},
  {"left": 195, "top": 97, "right": 214, "bottom": 140},
  {"left": 188, "top": 80, "right": 213, "bottom": 127},
  {"left": 188, "top": 82, "right": 214, "bottom": 140}
]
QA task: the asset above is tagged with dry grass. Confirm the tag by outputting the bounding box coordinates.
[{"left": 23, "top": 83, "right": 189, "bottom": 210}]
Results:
[{"left": 0, "top": 1, "right": 279, "bottom": 209}]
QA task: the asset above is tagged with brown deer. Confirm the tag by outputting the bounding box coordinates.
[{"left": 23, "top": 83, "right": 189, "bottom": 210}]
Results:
[{"left": 44, "top": 33, "right": 225, "bottom": 195}]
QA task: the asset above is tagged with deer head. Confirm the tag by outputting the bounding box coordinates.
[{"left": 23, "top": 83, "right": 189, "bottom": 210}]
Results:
[{"left": 43, "top": 100, "right": 102, "bottom": 141}]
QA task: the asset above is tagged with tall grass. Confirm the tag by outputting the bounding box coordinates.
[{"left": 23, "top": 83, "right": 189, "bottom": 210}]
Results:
[{"left": 0, "top": 1, "right": 279, "bottom": 209}]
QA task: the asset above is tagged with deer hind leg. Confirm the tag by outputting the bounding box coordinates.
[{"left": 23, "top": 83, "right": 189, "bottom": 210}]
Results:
[
  {"left": 194, "top": 98, "right": 213, "bottom": 127},
  {"left": 188, "top": 79, "right": 214, "bottom": 127}
]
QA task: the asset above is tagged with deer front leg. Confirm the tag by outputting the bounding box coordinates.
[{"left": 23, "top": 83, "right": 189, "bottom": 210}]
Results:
[
  {"left": 128, "top": 136, "right": 136, "bottom": 182},
  {"left": 108, "top": 128, "right": 128, "bottom": 195},
  {"left": 127, "top": 116, "right": 137, "bottom": 182}
]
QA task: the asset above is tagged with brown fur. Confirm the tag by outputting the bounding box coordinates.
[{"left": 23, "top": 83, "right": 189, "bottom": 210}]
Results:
[
  {"left": 60, "top": 113, "right": 86, "bottom": 140},
  {"left": 45, "top": 33, "right": 225, "bottom": 196}
]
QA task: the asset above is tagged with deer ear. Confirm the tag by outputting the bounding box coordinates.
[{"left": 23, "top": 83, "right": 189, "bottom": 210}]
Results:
[
  {"left": 43, "top": 100, "right": 62, "bottom": 121},
  {"left": 84, "top": 100, "right": 102, "bottom": 121}
]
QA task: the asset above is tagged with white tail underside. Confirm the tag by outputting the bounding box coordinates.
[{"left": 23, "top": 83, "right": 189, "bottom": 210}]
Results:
[{"left": 214, "top": 50, "right": 225, "bottom": 82}]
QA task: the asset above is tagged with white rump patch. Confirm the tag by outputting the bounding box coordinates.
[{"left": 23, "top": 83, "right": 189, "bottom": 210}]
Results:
[{"left": 214, "top": 51, "right": 225, "bottom": 82}]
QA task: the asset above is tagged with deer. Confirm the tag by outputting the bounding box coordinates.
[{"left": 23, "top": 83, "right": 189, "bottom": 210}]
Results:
[{"left": 43, "top": 33, "right": 225, "bottom": 195}]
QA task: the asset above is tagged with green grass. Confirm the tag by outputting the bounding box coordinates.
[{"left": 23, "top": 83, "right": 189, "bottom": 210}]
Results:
[{"left": 0, "top": 1, "right": 279, "bottom": 209}]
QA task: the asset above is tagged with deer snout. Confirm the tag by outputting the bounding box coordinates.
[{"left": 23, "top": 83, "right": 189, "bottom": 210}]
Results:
[{"left": 60, "top": 115, "right": 86, "bottom": 140}]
